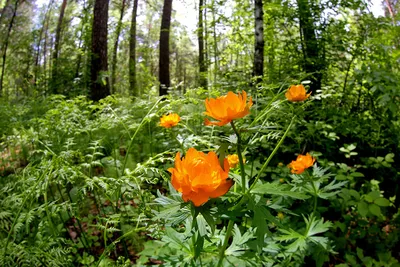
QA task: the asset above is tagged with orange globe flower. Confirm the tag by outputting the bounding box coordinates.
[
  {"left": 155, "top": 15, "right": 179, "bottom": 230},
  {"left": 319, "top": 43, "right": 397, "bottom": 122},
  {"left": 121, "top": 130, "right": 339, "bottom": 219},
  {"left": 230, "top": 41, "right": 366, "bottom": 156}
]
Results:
[
  {"left": 160, "top": 113, "right": 180, "bottom": 128},
  {"left": 285, "top": 84, "right": 311, "bottom": 102},
  {"left": 227, "top": 154, "right": 245, "bottom": 168},
  {"left": 288, "top": 153, "right": 315, "bottom": 174},
  {"left": 168, "top": 148, "right": 233, "bottom": 206},
  {"left": 204, "top": 91, "right": 253, "bottom": 126}
]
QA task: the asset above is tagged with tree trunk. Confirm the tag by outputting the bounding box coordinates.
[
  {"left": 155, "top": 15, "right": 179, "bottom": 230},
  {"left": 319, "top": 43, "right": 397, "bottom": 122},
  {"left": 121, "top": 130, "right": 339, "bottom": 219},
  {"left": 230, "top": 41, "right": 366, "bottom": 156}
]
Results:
[
  {"left": 0, "top": 0, "right": 19, "bottom": 97},
  {"left": 90, "top": 0, "right": 110, "bottom": 101},
  {"left": 159, "top": 0, "right": 173, "bottom": 96},
  {"left": 253, "top": 0, "right": 264, "bottom": 84},
  {"left": 198, "top": 0, "right": 207, "bottom": 88},
  {"left": 111, "top": 0, "right": 127, "bottom": 94},
  {"left": 34, "top": 0, "right": 54, "bottom": 86},
  {"left": 51, "top": 0, "right": 67, "bottom": 94},
  {"left": 297, "top": 0, "right": 322, "bottom": 95},
  {"left": 0, "top": 0, "right": 12, "bottom": 26},
  {"left": 129, "top": 0, "right": 139, "bottom": 96},
  {"left": 211, "top": 0, "right": 218, "bottom": 84}
]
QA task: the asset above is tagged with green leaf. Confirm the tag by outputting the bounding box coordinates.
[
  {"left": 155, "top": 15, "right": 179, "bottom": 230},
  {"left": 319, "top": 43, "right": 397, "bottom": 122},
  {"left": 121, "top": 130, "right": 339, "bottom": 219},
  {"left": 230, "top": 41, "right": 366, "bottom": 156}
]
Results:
[
  {"left": 196, "top": 214, "right": 208, "bottom": 237},
  {"left": 374, "top": 197, "right": 390, "bottom": 207},
  {"left": 358, "top": 201, "right": 368, "bottom": 217},
  {"left": 368, "top": 204, "right": 382, "bottom": 217},
  {"left": 251, "top": 183, "right": 309, "bottom": 199},
  {"left": 350, "top": 172, "right": 364, "bottom": 177},
  {"left": 385, "top": 153, "right": 394, "bottom": 163},
  {"left": 348, "top": 189, "right": 360, "bottom": 200},
  {"left": 365, "top": 191, "right": 380, "bottom": 202}
]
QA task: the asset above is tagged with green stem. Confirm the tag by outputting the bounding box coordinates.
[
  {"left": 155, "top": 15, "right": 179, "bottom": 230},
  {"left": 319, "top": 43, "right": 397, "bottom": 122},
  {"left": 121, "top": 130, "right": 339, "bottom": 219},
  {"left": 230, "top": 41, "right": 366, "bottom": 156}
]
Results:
[
  {"left": 217, "top": 220, "right": 234, "bottom": 267},
  {"left": 311, "top": 180, "right": 318, "bottom": 215},
  {"left": 122, "top": 97, "right": 164, "bottom": 175},
  {"left": 248, "top": 117, "right": 294, "bottom": 193},
  {"left": 230, "top": 121, "right": 246, "bottom": 193}
]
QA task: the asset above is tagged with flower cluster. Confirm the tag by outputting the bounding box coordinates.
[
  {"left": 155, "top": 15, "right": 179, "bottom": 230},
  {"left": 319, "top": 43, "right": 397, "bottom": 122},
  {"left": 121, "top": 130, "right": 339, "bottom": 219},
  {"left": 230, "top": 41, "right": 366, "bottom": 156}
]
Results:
[
  {"left": 288, "top": 153, "right": 315, "bottom": 174},
  {"left": 164, "top": 91, "right": 253, "bottom": 206},
  {"left": 159, "top": 113, "right": 180, "bottom": 128},
  {"left": 204, "top": 91, "right": 253, "bottom": 126},
  {"left": 168, "top": 148, "right": 232, "bottom": 206},
  {"left": 285, "top": 84, "right": 311, "bottom": 102},
  {"left": 227, "top": 154, "right": 245, "bottom": 168}
]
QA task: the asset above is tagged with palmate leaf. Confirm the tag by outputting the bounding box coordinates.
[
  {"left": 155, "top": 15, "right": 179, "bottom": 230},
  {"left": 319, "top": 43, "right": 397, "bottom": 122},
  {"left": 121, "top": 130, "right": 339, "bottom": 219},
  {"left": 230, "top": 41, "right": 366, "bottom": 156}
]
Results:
[
  {"left": 251, "top": 183, "right": 310, "bottom": 200},
  {"left": 226, "top": 224, "right": 254, "bottom": 256},
  {"left": 277, "top": 215, "right": 333, "bottom": 253}
]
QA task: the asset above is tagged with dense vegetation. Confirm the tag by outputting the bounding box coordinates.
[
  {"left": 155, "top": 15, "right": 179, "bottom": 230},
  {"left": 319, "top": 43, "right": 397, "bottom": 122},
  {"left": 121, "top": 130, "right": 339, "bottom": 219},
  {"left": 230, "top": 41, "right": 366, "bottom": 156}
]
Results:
[{"left": 0, "top": 0, "right": 399, "bottom": 266}]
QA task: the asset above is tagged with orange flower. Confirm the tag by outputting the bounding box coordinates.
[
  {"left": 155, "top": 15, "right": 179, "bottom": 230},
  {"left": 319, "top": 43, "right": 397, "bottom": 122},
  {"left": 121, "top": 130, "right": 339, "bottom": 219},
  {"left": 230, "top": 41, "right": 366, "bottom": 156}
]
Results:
[
  {"left": 288, "top": 153, "right": 315, "bottom": 174},
  {"left": 160, "top": 113, "right": 180, "bottom": 128},
  {"left": 227, "top": 154, "right": 245, "bottom": 168},
  {"left": 204, "top": 91, "right": 253, "bottom": 126},
  {"left": 168, "top": 148, "right": 233, "bottom": 206},
  {"left": 285, "top": 84, "right": 311, "bottom": 102}
]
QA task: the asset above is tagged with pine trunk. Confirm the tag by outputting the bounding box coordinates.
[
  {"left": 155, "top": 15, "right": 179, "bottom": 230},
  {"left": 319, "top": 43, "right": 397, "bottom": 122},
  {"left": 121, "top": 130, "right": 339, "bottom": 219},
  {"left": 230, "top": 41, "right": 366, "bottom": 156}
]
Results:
[
  {"left": 90, "top": 0, "right": 110, "bottom": 101},
  {"left": 129, "top": 0, "right": 139, "bottom": 96},
  {"left": 51, "top": 0, "right": 67, "bottom": 94},
  {"left": 159, "top": 0, "right": 173, "bottom": 96},
  {"left": 253, "top": 0, "right": 264, "bottom": 84},
  {"left": 111, "top": 0, "right": 127, "bottom": 93}
]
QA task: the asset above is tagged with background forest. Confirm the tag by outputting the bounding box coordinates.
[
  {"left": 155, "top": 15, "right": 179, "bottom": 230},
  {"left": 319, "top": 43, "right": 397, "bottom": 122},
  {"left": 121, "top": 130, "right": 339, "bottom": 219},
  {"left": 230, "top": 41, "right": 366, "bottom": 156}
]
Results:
[{"left": 0, "top": 0, "right": 400, "bottom": 266}]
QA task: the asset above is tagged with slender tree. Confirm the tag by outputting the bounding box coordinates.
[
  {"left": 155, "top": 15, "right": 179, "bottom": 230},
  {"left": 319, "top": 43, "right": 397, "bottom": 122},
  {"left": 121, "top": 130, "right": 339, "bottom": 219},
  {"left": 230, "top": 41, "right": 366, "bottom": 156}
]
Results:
[
  {"left": 90, "top": 0, "right": 110, "bottom": 101},
  {"left": 159, "top": 0, "right": 173, "bottom": 96},
  {"left": 34, "top": 0, "right": 54, "bottom": 86},
  {"left": 0, "top": 0, "right": 19, "bottom": 96},
  {"left": 253, "top": 0, "right": 264, "bottom": 84},
  {"left": 111, "top": 0, "right": 127, "bottom": 93},
  {"left": 198, "top": 0, "right": 207, "bottom": 88},
  {"left": 297, "top": 0, "right": 323, "bottom": 94},
  {"left": 51, "top": 0, "right": 67, "bottom": 94},
  {"left": 129, "top": 0, "right": 139, "bottom": 96}
]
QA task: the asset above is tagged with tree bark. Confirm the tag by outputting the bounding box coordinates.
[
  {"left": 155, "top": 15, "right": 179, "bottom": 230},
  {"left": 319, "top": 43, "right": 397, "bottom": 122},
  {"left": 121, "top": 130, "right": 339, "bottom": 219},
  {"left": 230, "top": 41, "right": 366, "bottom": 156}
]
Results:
[
  {"left": 129, "top": 0, "right": 139, "bottom": 96},
  {"left": 0, "top": 0, "right": 19, "bottom": 97},
  {"left": 51, "top": 0, "right": 68, "bottom": 94},
  {"left": 198, "top": 0, "right": 207, "bottom": 88},
  {"left": 90, "top": 0, "right": 110, "bottom": 101},
  {"left": 159, "top": 0, "right": 173, "bottom": 96},
  {"left": 111, "top": 0, "right": 127, "bottom": 94},
  {"left": 253, "top": 0, "right": 264, "bottom": 84}
]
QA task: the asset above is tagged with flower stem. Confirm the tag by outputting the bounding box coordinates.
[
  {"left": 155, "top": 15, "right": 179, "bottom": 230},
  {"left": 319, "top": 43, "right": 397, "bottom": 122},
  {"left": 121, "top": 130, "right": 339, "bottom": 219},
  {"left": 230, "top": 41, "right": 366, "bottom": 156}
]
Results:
[
  {"left": 217, "top": 219, "right": 234, "bottom": 267},
  {"left": 248, "top": 117, "right": 294, "bottom": 193},
  {"left": 230, "top": 121, "right": 246, "bottom": 194}
]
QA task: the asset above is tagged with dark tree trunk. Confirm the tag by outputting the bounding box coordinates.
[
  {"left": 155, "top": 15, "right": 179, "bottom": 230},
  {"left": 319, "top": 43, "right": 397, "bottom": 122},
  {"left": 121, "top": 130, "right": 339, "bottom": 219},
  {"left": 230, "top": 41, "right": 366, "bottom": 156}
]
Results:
[
  {"left": 0, "top": 0, "right": 19, "bottom": 97},
  {"left": 159, "top": 0, "right": 173, "bottom": 96},
  {"left": 111, "top": 0, "right": 127, "bottom": 93},
  {"left": 129, "top": 0, "right": 139, "bottom": 96},
  {"left": 51, "top": 0, "right": 68, "bottom": 94},
  {"left": 198, "top": 0, "right": 207, "bottom": 88},
  {"left": 297, "top": 0, "right": 323, "bottom": 95},
  {"left": 253, "top": 0, "right": 264, "bottom": 84},
  {"left": 90, "top": 0, "right": 110, "bottom": 101}
]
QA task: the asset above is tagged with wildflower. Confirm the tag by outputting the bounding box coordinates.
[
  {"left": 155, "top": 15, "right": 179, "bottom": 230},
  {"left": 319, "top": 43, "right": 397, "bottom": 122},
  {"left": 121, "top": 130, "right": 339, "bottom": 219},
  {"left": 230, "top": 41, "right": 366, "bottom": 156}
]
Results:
[
  {"left": 285, "top": 84, "right": 311, "bottom": 102},
  {"left": 160, "top": 113, "right": 180, "bottom": 128},
  {"left": 227, "top": 154, "right": 245, "bottom": 168},
  {"left": 168, "top": 148, "right": 233, "bottom": 206},
  {"left": 204, "top": 91, "right": 253, "bottom": 126},
  {"left": 279, "top": 178, "right": 285, "bottom": 183},
  {"left": 277, "top": 212, "right": 285, "bottom": 220},
  {"left": 278, "top": 162, "right": 284, "bottom": 167},
  {"left": 288, "top": 153, "right": 315, "bottom": 174}
]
